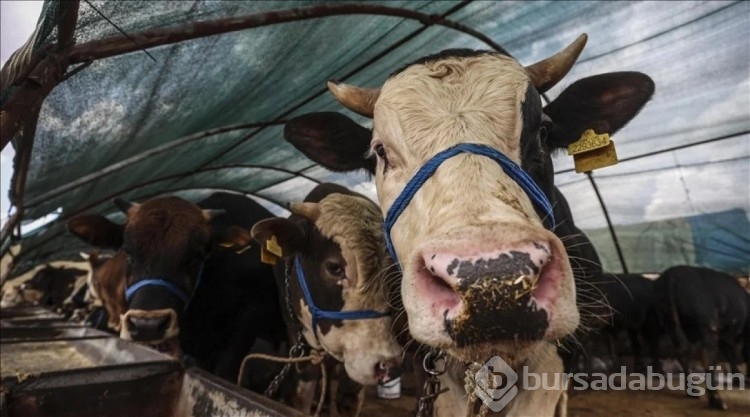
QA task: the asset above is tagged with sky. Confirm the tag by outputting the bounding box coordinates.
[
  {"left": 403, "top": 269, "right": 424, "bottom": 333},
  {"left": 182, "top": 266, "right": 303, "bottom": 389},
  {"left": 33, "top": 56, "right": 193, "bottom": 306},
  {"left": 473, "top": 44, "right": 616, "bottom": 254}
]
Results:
[{"left": 1, "top": 1, "right": 44, "bottom": 226}]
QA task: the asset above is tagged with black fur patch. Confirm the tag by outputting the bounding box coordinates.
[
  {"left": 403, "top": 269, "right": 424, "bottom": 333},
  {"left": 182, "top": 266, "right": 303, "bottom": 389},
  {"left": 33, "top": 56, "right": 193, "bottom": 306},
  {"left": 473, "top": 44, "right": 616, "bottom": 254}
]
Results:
[
  {"left": 444, "top": 251, "right": 549, "bottom": 345},
  {"left": 448, "top": 251, "right": 540, "bottom": 287},
  {"left": 445, "top": 296, "right": 548, "bottom": 346}
]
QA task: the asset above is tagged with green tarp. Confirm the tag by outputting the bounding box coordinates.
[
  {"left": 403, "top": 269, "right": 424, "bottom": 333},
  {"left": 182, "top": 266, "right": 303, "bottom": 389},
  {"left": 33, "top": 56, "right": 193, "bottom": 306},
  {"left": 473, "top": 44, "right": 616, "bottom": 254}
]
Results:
[{"left": 3, "top": 1, "right": 749, "bottom": 277}]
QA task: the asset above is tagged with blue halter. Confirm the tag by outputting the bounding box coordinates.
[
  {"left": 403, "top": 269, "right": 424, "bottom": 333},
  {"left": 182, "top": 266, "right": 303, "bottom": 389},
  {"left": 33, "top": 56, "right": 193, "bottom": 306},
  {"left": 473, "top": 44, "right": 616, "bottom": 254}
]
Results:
[
  {"left": 124, "top": 262, "right": 205, "bottom": 309},
  {"left": 383, "top": 143, "right": 555, "bottom": 266},
  {"left": 294, "top": 255, "right": 389, "bottom": 343}
]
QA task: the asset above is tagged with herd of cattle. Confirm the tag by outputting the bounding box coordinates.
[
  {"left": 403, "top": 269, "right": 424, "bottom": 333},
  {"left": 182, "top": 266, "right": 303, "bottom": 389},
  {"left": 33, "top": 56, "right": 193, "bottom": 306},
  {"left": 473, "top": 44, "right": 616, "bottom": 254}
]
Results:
[{"left": 1, "top": 34, "right": 749, "bottom": 416}]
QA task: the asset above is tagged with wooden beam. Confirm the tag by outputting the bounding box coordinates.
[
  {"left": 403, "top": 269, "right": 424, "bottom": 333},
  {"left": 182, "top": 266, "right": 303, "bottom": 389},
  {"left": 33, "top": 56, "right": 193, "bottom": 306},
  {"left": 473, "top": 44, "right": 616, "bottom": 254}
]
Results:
[{"left": 68, "top": 3, "right": 508, "bottom": 64}]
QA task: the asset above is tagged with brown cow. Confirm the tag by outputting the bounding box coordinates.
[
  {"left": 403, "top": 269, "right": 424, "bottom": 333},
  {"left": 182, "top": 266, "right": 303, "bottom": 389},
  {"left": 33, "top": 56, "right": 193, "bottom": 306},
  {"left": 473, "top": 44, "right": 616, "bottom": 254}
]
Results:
[
  {"left": 284, "top": 34, "right": 654, "bottom": 416},
  {"left": 79, "top": 251, "right": 127, "bottom": 331},
  {"left": 67, "top": 199, "right": 227, "bottom": 344},
  {"left": 67, "top": 193, "right": 286, "bottom": 386}
]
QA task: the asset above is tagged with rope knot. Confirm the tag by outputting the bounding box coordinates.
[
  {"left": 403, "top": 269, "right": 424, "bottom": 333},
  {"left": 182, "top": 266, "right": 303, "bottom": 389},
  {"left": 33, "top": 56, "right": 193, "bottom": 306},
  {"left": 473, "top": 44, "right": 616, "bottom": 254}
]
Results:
[{"left": 309, "top": 349, "right": 326, "bottom": 365}]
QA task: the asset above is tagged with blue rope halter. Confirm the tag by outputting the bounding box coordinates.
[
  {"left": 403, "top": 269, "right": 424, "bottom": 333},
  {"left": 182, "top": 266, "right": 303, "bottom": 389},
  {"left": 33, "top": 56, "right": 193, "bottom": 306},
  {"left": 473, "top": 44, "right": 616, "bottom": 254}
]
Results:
[
  {"left": 124, "top": 262, "right": 205, "bottom": 309},
  {"left": 294, "top": 255, "right": 389, "bottom": 344},
  {"left": 383, "top": 143, "right": 555, "bottom": 266}
]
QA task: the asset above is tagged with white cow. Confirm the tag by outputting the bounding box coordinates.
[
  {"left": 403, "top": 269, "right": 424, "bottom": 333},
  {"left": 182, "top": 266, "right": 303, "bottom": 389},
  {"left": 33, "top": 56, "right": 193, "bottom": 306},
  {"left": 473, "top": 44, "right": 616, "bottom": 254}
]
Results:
[{"left": 284, "top": 34, "right": 654, "bottom": 416}]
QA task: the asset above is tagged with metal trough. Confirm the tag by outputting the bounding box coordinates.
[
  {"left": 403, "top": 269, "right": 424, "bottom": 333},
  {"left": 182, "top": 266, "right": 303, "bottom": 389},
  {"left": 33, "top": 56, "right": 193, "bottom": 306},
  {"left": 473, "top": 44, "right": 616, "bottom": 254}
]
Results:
[{"left": 0, "top": 307, "right": 304, "bottom": 417}]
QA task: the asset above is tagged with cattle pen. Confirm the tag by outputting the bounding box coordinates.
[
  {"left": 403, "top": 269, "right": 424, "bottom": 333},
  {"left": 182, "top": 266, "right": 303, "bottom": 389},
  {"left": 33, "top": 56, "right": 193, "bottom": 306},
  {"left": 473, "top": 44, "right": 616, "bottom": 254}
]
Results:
[{"left": 1, "top": 1, "right": 749, "bottom": 417}]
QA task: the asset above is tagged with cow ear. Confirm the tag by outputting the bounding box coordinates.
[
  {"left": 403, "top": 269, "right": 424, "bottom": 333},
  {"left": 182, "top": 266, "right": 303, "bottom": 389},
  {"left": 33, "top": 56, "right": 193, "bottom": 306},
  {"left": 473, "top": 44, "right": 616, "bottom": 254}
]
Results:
[
  {"left": 284, "top": 112, "right": 375, "bottom": 174},
  {"left": 543, "top": 72, "right": 654, "bottom": 149},
  {"left": 250, "top": 218, "right": 306, "bottom": 257},
  {"left": 67, "top": 215, "right": 124, "bottom": 249}
]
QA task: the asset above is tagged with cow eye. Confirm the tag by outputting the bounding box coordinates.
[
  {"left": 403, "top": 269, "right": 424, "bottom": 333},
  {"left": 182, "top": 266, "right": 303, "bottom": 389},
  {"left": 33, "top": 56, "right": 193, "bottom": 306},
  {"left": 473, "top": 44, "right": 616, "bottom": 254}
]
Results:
[
  {"left": 373, "top": 143, "right": 390, "bottom": 172},
  {"left": 325, "top": 262, "right": 345, "bottom": 279},
  {"left": 539, "top": 114, "right": 552, "bottom": 144}
]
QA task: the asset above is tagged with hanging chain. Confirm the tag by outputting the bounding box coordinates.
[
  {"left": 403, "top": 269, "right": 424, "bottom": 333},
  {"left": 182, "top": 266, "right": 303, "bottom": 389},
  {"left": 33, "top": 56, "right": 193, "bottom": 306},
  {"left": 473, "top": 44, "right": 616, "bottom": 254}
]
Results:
[
  {"left": 417, "top": 349, "right": 449, "bottom": 417},
  {"left": 263, "top": 258, "right": 307, "bottom": 398}
]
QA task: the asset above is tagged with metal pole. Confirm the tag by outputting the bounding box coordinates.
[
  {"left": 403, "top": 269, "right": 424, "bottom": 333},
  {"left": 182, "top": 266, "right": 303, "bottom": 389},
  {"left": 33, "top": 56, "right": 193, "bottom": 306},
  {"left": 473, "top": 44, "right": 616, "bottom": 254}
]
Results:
[{"left": 586, "top": 171, "right": 629, "bottom": 274}]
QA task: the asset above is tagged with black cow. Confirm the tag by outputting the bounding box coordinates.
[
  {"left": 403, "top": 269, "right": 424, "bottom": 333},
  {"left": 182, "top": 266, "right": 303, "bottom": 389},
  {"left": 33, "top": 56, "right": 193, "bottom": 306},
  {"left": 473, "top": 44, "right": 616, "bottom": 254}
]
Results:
[
  {"left": 67, "top": 192, "right": 286, "bottom": 384},
  {"left": 580, "top": 273, "right": 662, "bottom": 373},
  {"left": 652, "top": 265, "right": 750, "bottom": 410},
  {"left": 0, "top": 265, "right": 87, "bottom": 310}
]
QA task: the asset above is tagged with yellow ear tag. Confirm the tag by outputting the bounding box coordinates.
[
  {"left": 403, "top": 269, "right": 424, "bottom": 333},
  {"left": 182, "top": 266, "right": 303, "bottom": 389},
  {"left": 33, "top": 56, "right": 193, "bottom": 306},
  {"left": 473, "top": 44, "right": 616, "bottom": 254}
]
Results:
[
  {"left": 567, "top": 129, "right": 618, "bottom": 173},
  {"left": 567, "top": 129, "right": 610, "bottom": 155},
  {"left": 266, "top": 235, "right": 283, "bottom": 258},
  {"left": 260, "top": 247, "right": 279, "bottom": 265}
]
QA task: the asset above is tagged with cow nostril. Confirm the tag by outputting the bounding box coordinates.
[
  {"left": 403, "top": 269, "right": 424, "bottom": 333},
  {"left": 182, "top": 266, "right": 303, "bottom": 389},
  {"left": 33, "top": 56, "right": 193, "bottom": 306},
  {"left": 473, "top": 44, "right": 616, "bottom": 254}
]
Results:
[
  {"left": 416, "top": 262, "right": 462, "bottom": 318},
  {"left": 426, "top": 267, "right": 454, "bottom": 293}
]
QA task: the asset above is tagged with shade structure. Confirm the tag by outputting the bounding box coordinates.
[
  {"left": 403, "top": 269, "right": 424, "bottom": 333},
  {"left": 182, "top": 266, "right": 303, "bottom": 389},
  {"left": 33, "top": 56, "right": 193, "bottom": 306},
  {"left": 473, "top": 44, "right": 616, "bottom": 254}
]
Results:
[{"left": 2, "top": 0, "right": 748, "bottom": 278}]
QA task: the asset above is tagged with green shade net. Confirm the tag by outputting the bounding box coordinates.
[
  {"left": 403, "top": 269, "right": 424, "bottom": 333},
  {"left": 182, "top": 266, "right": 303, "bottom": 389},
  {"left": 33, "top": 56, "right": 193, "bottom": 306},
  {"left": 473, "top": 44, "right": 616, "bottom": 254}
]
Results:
[{"left": 6, "top": 0, "right": 750, "bottom": 277}]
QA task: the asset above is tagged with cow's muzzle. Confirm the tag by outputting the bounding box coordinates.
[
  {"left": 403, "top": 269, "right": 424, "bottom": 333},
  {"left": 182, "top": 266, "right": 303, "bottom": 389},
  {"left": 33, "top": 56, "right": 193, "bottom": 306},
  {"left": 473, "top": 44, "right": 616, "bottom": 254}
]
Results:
[
  {"left": 416, "top": 241, "right": 562, "bottom": 346},
  {"left": 120, "top": 308, "right": 179, "bottom": 343}
]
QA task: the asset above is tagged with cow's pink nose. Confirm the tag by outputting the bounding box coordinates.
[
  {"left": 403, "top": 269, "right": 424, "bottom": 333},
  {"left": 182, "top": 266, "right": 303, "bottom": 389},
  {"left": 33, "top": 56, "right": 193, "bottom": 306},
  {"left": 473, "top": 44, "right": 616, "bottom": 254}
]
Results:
[
  {"left": 423, "top": 242, "right": 551, "bottom": 289},
  {"left": 417, "top": 241, "right": 556, "bottom": 345}
]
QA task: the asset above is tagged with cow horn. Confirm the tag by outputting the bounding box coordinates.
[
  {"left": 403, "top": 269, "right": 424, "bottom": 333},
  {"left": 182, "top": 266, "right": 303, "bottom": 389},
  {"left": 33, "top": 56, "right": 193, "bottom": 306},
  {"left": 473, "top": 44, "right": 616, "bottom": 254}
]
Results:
[
  {"left": 525, "top": 34, "right": 588, "bottom": 93},
  {"left": 327, "top": 80, "right": 380, "bottom": 118},
  {"left": 202, "top": 209, "right": 226, "bottom": 221},
  {"left": 113, "top": 198, "right": 139, "bottom": 214},
  {"left": 289, "top": 202, "right": 321, "bottom": 223}
]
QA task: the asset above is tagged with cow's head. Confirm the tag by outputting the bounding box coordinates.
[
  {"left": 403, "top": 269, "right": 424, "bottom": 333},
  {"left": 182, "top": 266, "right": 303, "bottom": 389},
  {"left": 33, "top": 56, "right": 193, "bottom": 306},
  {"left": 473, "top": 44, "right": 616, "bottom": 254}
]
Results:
[
  {"left": 252, "top": 190, "right": 402, "bottom": 385},
  {"left": 284, "top": 35, "right": 654, "bottom": 363},
  {"left": 67, "top": 197, "right": 232, "bottom": 345}
]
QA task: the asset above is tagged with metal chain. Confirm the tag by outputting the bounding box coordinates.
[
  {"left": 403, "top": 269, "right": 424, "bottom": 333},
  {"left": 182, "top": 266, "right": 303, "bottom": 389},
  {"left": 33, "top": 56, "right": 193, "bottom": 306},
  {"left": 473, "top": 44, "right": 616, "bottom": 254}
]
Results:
[
  {"left": 417, "top": 349, "right": 449, "bottom": 417},
  {"left": 263, "top": 259, "right": 307, "bottom": 398}
]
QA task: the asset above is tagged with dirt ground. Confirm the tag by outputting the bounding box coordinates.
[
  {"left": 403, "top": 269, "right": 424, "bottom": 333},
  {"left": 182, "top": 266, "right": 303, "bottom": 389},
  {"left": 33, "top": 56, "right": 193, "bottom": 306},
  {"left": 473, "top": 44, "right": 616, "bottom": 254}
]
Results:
[{"left": 360, "top": 372, "right": 750, "bottom": 417}]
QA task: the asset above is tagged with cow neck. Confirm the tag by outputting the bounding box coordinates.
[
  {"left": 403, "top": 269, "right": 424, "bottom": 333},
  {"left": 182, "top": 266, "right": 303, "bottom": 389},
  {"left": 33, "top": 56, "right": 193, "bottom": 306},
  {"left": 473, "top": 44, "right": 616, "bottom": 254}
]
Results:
[
  {"left": 124, "top": 261, "right": 206, "bottom": 310},
  {"left": 383, "top": 143, "right": 555, "bottom": 267},
  {"left": 291, "top": 255, "right": 389, "bottom": 348}
]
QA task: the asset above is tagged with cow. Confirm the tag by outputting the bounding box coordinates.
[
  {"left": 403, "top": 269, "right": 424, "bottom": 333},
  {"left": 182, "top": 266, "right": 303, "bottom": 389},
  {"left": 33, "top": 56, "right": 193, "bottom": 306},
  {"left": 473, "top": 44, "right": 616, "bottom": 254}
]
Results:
[
  {"left": 67, "top": 192, "right": 287, "bottom": 384},
  {"left": 0, "top": 264, "right": 87, "bottom": 310},
  {"left": 250, "top": 183, "right": 403, "bottom": 416},
  {"left": 282, "top": 33, "right": 654, "bottom": 416},
  {"left": 651, "top": 265, "right": 749, "bottom": 410},
  {"left": 76, "top": 250, "right": 126, "bottom": 331}
]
